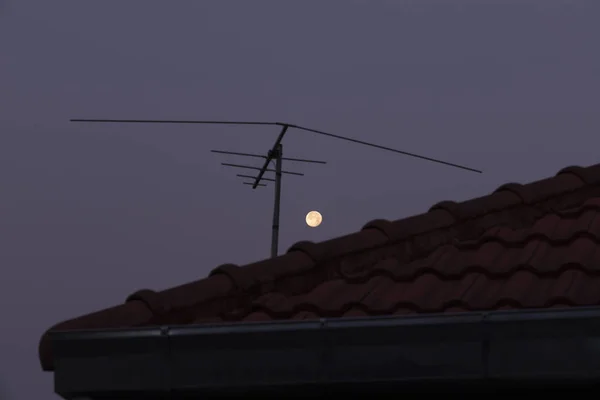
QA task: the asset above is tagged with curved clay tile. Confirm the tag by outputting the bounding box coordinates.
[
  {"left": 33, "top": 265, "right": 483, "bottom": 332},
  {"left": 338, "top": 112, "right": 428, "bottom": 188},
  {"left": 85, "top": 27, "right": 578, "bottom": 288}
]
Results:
[
  {"left": 126, "top": 289, "right": 171, "bottom": 316},
  {"left": 428, "top": 200, "right": 462, "bottom": 220},
  {"left": 557, "top": 164, "right": 600, "bottom": 185}
]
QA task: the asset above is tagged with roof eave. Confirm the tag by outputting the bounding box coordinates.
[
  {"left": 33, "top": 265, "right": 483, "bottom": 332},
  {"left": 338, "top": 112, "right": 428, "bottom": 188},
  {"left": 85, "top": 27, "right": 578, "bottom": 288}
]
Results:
[{"left": 49, "top": 307, "right": 600, "bottom": 398}]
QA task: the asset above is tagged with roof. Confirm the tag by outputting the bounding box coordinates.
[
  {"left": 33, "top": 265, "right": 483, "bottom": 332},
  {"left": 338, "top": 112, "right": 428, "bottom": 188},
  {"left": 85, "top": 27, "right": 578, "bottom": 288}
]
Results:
[{"left": 39, "top": 163, "right": 600, "bottom": 371}]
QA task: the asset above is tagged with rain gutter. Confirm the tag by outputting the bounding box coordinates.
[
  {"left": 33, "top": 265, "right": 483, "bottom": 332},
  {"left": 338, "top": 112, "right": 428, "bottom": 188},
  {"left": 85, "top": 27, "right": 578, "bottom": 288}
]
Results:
[{"left": 50, "top": 306, "right": 600, "bottom": 398}]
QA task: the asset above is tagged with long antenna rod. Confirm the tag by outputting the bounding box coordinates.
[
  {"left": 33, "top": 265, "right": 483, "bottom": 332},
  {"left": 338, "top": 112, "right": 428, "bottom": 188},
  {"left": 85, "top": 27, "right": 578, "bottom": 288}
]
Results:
[
  {"left": 288, "top": 124, "right": 480, "bottom": 173},
  {"left": 70, "top": 119, "right": 280, "bottom": 126},
  {"left": 70, "top": 119, "right": 482, "bottom": 174}
]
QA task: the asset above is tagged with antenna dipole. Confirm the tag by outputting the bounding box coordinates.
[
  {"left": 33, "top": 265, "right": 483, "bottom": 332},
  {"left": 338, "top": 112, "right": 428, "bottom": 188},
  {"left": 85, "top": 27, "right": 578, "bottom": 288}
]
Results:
[{"left": 70, "top": 117, "right": 483, "bottom": 258}]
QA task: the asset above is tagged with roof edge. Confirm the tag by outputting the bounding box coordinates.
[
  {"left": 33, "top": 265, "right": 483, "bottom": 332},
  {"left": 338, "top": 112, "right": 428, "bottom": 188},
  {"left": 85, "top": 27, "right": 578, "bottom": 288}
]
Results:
[
  {"left": 49, "top": 306, "right": 600, "bottom": 397},
  {"left": 39, "top": 273, "right": 234, "bottom": 371}
]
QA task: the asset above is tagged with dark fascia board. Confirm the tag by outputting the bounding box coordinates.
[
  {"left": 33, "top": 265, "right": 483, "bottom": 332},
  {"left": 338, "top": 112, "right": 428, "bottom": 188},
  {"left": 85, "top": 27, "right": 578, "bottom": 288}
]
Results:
[{"left": 50, "top": 307, "right": 600, "bottom": 398}]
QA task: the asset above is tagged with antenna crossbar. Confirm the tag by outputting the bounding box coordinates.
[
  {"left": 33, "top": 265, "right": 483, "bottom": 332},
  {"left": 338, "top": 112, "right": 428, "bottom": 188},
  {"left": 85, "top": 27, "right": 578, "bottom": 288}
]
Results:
[
  {"left": 211, "top": 150, "right": 265, "bottom": 159},
  {"left": 212, "top": 149, "right": 326, "bottom": 164},
  {"left": 236, "top": 174, "right": 275, "bottom": 182},
  {"left": 221, "top": 162, "right": 304, "bottom": 176}
]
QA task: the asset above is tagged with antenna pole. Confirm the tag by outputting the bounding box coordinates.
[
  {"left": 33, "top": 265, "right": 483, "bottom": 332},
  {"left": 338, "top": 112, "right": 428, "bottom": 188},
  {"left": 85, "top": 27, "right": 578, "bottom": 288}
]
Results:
[{"left": 271, "top": 143, "right": 283, "bottom": 258}]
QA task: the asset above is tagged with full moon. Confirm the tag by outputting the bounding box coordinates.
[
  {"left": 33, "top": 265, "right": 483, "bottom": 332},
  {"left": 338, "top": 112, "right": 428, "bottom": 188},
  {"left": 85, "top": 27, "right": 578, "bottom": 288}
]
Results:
[{"left": 305, "top": 211, "right": 323, "bottom": 228}]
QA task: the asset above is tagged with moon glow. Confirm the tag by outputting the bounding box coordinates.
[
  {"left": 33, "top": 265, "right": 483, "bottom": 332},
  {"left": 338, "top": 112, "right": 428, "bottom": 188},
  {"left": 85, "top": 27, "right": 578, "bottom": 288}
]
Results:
[{"left": 305, "top": 211, "right": 323, "bottom": 228}]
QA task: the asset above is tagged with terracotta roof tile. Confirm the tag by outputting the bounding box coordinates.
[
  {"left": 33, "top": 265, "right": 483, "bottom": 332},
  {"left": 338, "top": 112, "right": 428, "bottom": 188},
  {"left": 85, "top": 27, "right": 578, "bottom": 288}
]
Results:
[
  {"left": 39, "top": 162, "right": 600, "bottom": 371},
  {"left": 225, "top": 197, "right": 600, "bottom": 321}
]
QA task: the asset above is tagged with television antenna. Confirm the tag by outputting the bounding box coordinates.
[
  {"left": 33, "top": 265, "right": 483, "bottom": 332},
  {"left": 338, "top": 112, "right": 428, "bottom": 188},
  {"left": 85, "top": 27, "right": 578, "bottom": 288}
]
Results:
[{"left": 70, "top": 119, "right": 482, "bottom": 258}]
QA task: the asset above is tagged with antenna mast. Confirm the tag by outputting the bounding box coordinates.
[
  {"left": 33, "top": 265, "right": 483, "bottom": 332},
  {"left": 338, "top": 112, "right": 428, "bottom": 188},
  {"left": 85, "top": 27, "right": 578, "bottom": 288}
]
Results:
[
  {"left": 271, "top": 143, "right": 283, "bottom": 258},
  {"left": 70, "top": 118, "right": 482, "bottom": 258},
  {"left": 208, "top": 122, "right": 325, "bottom": 258}
]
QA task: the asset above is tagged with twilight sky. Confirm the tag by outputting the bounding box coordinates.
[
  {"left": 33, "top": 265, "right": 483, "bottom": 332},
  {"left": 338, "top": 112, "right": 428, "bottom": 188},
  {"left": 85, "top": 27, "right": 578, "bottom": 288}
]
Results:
[{"left": 2, "top": 1, "right": 600, "bottom": 398}]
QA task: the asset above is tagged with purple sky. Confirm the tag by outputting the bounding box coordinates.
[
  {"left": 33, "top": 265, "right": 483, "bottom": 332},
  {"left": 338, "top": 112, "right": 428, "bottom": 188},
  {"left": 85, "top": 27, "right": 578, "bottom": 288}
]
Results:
[{"left": 2, "top": 1, "right": 600, "bottom": 398}]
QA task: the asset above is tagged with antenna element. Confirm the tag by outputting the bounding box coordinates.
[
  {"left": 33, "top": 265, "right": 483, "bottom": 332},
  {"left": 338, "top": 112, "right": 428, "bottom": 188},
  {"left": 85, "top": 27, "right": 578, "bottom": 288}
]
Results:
[{"left": 70, "top": 118, "right": 482, "bottom": 258}]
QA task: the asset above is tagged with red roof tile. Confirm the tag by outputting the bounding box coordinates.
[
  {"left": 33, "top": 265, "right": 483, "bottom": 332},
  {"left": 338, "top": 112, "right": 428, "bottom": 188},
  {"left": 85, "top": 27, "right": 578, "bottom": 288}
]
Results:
[
  {"left": 39, "top": 163, "right": 600, "bottom": 370},
  {"left": 222, "top": 198, "right": 600, "bottom": 321}
]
